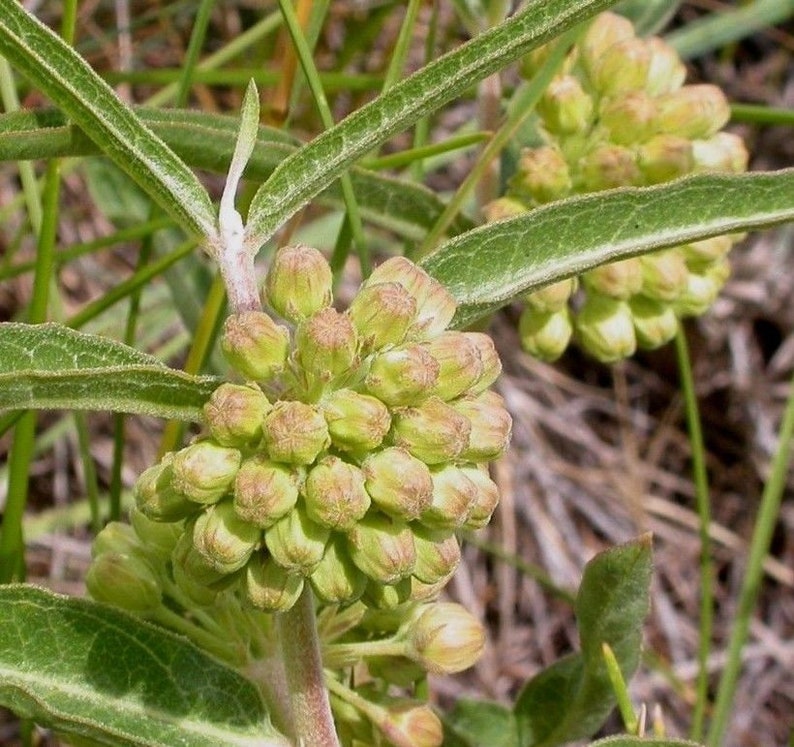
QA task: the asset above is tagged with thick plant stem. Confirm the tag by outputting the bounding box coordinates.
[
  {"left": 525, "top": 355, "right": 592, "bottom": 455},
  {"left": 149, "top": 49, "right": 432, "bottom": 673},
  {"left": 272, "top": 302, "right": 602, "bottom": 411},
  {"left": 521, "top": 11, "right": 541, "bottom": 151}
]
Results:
[{"left": 275, "top": 585, "right": 339, "bottom": 747}]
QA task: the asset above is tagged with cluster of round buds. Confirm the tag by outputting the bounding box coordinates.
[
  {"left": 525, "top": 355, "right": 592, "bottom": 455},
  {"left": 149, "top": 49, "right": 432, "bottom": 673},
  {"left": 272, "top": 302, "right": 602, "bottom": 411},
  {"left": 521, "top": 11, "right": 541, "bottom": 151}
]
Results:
[
  {"left": 132, "top": 246, "right": 510, "bottom": 614},
  {"left": 486, "top": 11, "right": 748, "bottom": 363}
]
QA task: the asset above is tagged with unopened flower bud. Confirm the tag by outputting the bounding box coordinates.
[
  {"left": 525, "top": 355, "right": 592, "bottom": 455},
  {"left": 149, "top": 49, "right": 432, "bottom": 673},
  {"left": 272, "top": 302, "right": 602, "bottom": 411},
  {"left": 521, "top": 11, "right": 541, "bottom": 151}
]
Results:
[
  {"left": 580, "top": 12, "right": 636, "bottom": 80},
  {"left": 134, "top": 457, "right": 195, "bottom": 521},
  {"left": 364, "top": 344, "right": 440, "bottom": 407},
  {"left": 692, "top": 132, "right": 748, "bottom": 173},
  {"left": 203, "top": 383, "right": 270, "bottom": 447},
  {"left": 92, "top": 521, "right": 142, "bottom": 559},
  {"left": 233, "top": 456, "right": 299, "bottom": 528},
  {"left": 576, "top": 296, "right": 637, "bottom": 363},
  {"left": 411, "top": 525, "right": 460, "bottom": 585},
  {"left": 583, "top": 258, "right": 644, "bottom": 300},
  {"left": 321, "top": 388, "right": 391, "bottom": 453},
  {"left": 309, "top": 535, "right": 367, "bottom": 604},
  {"left": 221, "top": 311, "right": 290, "bottom": 381},
  {"left": 409, "top": 576, "right": 449, "bottom": 603},
  {"left": 538, "top": 75, "right": 594, "bottom": 135},
  {"left": 524, "top": 277, "right": 578, "bottom": 313},
  {"left": 262, "top": 401, "right": 330, "bottom": 465},
  {"left": 265, "top": 505, "right": 330, "bottom": 575},
  {"left": 402, "top": 602, "right": 486, "bottom": 674},
  {"left": 600, "top": 91, "right": 658, "bottom": 145},
  {"left": 629, "top": 295, "right": 678, "bottom": 349},
  {"left": 645, "top": 37, "right": 687, "bottom": 96},
  {"left": 673, "top": 258, "right": 730, "bottom": 317},
  {"left": 171, "top": 441, "right": 241, "bottom": 505},
  {"left": 264, "top": 244, "right": 332, "bottom": 322},
  {"left": 423, "top": 331, "right": 484, "bottom": 401},
  {"left": 452, "top": 390, "right": 512, "bottom": 462},
  {"left": 304, "top": 456, "right": 370, "bottom": 530},
  {"left": 459, "top": 464, "right": 500, "bottom": 529},
  {"left": 346, "top": 513, "right": 416, "bottom": 584},
  {"left": 518, "top": 306, "right": 573, "bottom": 362},
  {"left": 422, "top": 464, "right": 478, "bottom": 530},
  {"left": 579, "top": 144, "right": 642, "bottom": 191},
  {"left": 86, "top": 551, "right": 162, "bottom": 613},
  {"left": 381, "top": 701, "right": 443, "bottom": 747},
  {"left": 129, "top": 509, "right": 183, "bottom": 561},
  {"left": 588, "top": 38, "right": 651, "bottom": 96},
  {"left": 656, "top": 85, "right": 730, "bottom": 140},
  {"left": 362, "top": 447, "right": 434, "bottom": 521},
  {"left": 244, "top": 552, "right": 304, "bottom": 612},
  {"left": 638, "top": 135, "right": 694, "bottom": 184},
  {"left": 193, "top": 499, "right": 260, "bottom": 574},
  {"left": 511, "top": 146, "right": 571, "bottom": 204},
  {"left": 466, "top": 332, "right": 503, "bottom": 394},
  {"left": 680, "top": 235, "right": 734, "bottom": 264},
  {"left": 391, "top": 397, "right": 471, "bottom": 465},
  {"left": 640, "top": 250, "right": 690, "bottom": 301},
  {"left": 482, "top": 197, "right": 527, "bottom": 223},
  {"left": 347, "top": 282, "right": 417, "bottom": 351},
  {"left": 172, "top": 527, "right": 227, "bottom": 588},
  {"left": 363, "top": 576, "right": 413, "bottom": 610},
  {"left": 295, "top": 307, "right": 359, "bottom": 382}
]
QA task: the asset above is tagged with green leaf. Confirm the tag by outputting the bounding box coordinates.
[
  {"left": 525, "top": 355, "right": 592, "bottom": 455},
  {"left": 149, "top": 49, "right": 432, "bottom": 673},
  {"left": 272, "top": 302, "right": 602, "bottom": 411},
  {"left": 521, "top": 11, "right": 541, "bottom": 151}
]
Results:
[
  {"left": 243, "top": 0, "right": 620, "bottom": 248},
  {"left": 590, "top": 739, "right": 703, "bottom": 747},
  {"left": 0, "top": 585, "right": 288, "bottom": 747},
  {"left": 0, "top": 323, "right": 220, "bottom": 421},
  {"left": 443, "top": 699, "right": 520, "bottom": 747},
  {"left": 421, "top": 169, "right": 794, "bottom": 329},
  {"left": 514, "top": 535, "right": 652, "bottom": 747},
  {"left": 0, "top": 0, "right": 217, "bottom": 240}
]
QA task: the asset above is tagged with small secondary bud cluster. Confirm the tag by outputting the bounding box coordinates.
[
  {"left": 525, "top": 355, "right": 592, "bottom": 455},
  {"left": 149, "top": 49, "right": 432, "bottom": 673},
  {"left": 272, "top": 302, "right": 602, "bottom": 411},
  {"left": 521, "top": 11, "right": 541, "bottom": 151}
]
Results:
[
  {"left": 117, "top": 247, "right": 509, "bottom": 615},
  {"left": 487, "top": 12, "right": 748, "bottom": 363}
]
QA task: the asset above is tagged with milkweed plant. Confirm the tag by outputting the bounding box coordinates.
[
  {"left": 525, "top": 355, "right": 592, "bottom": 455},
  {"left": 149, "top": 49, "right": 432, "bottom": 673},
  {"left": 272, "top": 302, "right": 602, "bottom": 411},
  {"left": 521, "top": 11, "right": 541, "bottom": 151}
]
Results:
[{"left": 0, "top": 2, "right": 792, "bottom": 747}]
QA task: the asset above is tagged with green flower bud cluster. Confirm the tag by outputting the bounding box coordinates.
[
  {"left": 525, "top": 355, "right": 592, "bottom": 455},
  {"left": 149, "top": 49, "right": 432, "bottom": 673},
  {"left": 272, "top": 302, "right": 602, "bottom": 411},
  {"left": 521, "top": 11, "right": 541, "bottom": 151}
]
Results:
[
  {"left": 129, "top": 246, "right": 510, "bottom": 613},
  {"left": 493, "top": 11, "right": 748, "bottom": 363}
]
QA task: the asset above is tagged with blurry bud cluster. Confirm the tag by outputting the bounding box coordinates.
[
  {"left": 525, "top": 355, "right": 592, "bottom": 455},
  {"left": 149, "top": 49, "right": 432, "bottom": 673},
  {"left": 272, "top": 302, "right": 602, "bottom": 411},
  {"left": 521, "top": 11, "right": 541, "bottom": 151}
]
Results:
[{"left": 486, "top": 11, "right": 748, "bottom": 363}]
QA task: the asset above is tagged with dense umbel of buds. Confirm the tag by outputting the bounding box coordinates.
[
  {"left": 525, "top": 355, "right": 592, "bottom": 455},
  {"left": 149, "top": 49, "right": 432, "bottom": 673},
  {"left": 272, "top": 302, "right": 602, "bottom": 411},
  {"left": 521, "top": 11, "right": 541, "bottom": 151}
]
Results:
[
  {"left": 112, "top": 247, "right": 510, "bottom": 619},
  {"left": 493, "top": 11, "right": 748, "bottom": 363}
]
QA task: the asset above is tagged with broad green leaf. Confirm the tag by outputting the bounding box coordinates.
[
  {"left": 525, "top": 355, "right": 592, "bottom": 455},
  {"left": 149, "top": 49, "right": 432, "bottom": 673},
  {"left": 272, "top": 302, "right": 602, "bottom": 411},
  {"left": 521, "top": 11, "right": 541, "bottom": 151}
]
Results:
[
  {"left": 0, "top": 585, "right": 288, "bottom": 747},
  {"left": 0, "top": 0, "right": 217, "bottom": 240},
  {"left": 0, "top": 109, "right": 472, "bottom": 239},
  {"left": 421, "top": 169, "right": 794, "bottom": 329},
  {"left": 0, "top": 323, "right": 220, "bottom": 421},
  {"left": 442, "top": 699, "right": 520, "bottom": 747},
  {"left": 243, "top": 0, "right": 620, "bottom": 248},
  {"left": 514, "top": 535, "right": 652, "bottom": 747},
  {"left": 591, "top": 739, "right": 703, "bottom": 746}
]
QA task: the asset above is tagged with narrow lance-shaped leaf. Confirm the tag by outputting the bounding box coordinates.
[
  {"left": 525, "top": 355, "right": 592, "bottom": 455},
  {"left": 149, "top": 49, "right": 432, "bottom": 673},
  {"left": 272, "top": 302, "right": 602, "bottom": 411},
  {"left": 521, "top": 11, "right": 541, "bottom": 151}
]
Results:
[
  {"left": 243, "top": 0, "right": 620, "bottom": 249},
  {"left": 0, "top": 0, "right": 217, "bottom": 240},
  {"left": 0, "top": 585, "right": 289, "bottom": 747},
  {"left": 0, "top": 323, "right": 220, "bottom": 421},
  {"left": 421, "top": 169, "right": 794, "bottom": 329}
]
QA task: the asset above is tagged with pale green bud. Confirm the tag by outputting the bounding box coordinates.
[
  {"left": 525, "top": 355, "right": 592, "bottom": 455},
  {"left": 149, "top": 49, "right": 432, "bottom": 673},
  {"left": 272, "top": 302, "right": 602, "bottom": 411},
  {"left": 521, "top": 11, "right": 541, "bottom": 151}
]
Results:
[
  {"left": 640, "top": 250, "right": 690, "bottom": 301},
  {"left": 637, "top": 134, "right": 694, "bottom": 184},
  {"left": 244, "top": 553, "right": 304, "bottom": 612},
  {"left": 524, "top": 277, "right": 578, "bottom": 313},
  {"left": 304, "top": 456, "right": 370, "bottom": 530},
  {"left": 656, "top": 85, "right": 730, "bottom": 140},
  {"left": 451, "top": 390, "right": 512, "bottom": 462},
  {"left": 518, "top": 306, "right": 573, "bottom": 362},
  {"left": 92, "top": 521, "right": 141, "bottom": 559},
  {"left": 172, "top": 527, "right": 227, "bottom": 587},
  {"left": 411, "top": 525, "right": 460, "bottom": 585},
  {"left": 86, "top": 551, "right": 162, "bottom": 613},
  {"left": 583, "top": 257, "right": 644, "bottom": 300},
  {"left": 422, "top": 464, "right": 478, "bottom": 530},
  {"left": 193, "top": 499, "right": 260, "bottom": 575},
  {"left": 381, "top": 701, "right": 443, "bottom": 747},
  {"left": 321, "top": 389, "right": 391, "bottom": 453},
  {"left": 409, "top": 575, "right": 450, "bottom": 603},
  {"left": 171, "top": 441, "right": 241, "bottom": 505},
  {"left": 680, "top": 235, "right": 734, "bottom": 265},
  {"left": 645, "top": 37, "right": 687, "bottom": 96},
  {"left": 673, "top": 258, "right": 730, "bottom": 317},
  {"left": 203, "top": 383, "right": 270, "bottom": 448},
  {"left": 391, "top": 397, "right": 472, "bottom": 465},
  {"left": 599, "top": 91, "right": 658, "bottom": 145},
  {"left": 466, "top": 332, "right": 503, "bottom": 395},
  {"left": 129, "top": 508, "right": 183, "bottom": 561},
  {"left": 588, "top": 38, "right": 651, "bottom": 96},
  {"left": 264, "top": 244, "right": 333, "bottom": 322},
  {"left": 347, "top": 281, "right": 416, "bottom": 351},
  {"left": 692, "top": 132, "right": 748, "bottom": 174},
  {"left": 265, "top": 505, "right": 330, "bottom": 575},
  {"left": 422, "top": 331, "right": 484, "bottom": 401},
  {"left": 576, "top": 296, "right": 637, "bottom": 363},
  {"left": 482, "top": 197, "right": 528, "bottom": 223},
  {"left": 402, "top": 602, "right": 486, "bottom": 674},
  {"left": 629, "top": 295, "right": 678, "bottom": 349},
  {"left": 221, "top": 311, "right": 290, "bottom": 381},
  {"left": 538, "top": 75, "right": 594, "bottom": 135},
  {"left": 233, "top": 456, "right": 299, "bottom": 528},
  {"left": 580, "top": 12, "right": 636, "bottom": 81},
  {"left": 262, "top": 400, "right": 330, "bottom": 465},
  {"left": 134, "top": 456, "right": 196, "bottom": 521},
  {"left": 459, "top": 464, "right": 500, "bottom": 530},
  {"left": 295, "top": 307, "right": 359, "bottom": 382},
  {"left": 363, "top": 576, "right": 413, "bottom": 610},
  {"left": 362, "top": 447, "right": 434, "bottom": 521},
  {"left": 346, "top": 513, "right": 416, "bottom": 584},
  {"left": 579, "top": 144, "right": 641, "bottom": 191},
  {"left": 511, "top": 146, "right": 571, "bottom": 204},
  {"left": 309, "top": 535, "right": 367, "bottom": 604},
  {"left": 364, "top": 344, "right": 440, "bottom": 407}
]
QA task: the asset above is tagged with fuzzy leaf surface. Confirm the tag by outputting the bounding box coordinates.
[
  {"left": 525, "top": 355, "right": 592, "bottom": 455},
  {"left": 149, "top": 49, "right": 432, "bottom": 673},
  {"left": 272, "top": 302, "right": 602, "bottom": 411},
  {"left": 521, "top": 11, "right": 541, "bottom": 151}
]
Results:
[
  {"left": 442, "top": 699, "right": 520, "bottom": 747},
  {"left": 0, "top": 323, "right": 219, "bottom": 420},
  {"left": 0, "top": 585, "right": 288, "bottom": 747}
]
